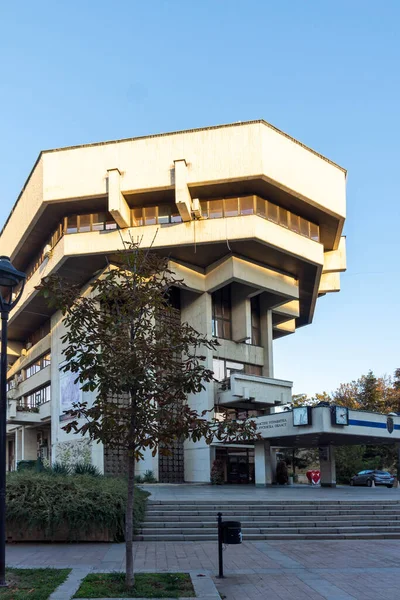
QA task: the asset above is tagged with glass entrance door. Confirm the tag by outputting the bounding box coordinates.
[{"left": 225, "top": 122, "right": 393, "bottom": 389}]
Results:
[{"left": 216, "top": 448, "right": 255, "bottom": 484}]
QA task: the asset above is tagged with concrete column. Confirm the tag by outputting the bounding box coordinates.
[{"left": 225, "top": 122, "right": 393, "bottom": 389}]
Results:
[
  {"left": 174, "top": 159, "right": 192, "bottom": 222},
  {"left": 231, "top": 283, "right": 252, "bottom": 343},
  {"left": 181, "top": 290, "right": 214, "bottom": 482},
  {"left": 23, "top": 427, "right": 38, "bottom": 460},
  {"left": 16, "top": 428, "right": 22, "bottom": 465},
  {"left": 254, "top": 440, "right": 273, "bottom": 486},
  {"left": 270, "top": 447, "right": 278, "bottom": 483},
  {"left": 260, "top": 295, "right": 274, "bottom": 377},
  {"left": 107, "top": 168, "right": 130, "bottom": 228},
  {"left": 396, "top": 442, "right": 400, "bottom": 481},
  {"left": 319, "top": 445, "right": 336, "bottom": 487}
]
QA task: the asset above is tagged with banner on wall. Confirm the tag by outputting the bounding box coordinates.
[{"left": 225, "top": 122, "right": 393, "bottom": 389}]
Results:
[{"left": 59, "top": 366, "right": 81, "bottom": 422}]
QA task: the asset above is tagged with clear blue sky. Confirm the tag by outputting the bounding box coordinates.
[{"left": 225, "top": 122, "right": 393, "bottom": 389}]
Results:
[{"left": 1, "top": 1, "right": 399, "bottom": 396}]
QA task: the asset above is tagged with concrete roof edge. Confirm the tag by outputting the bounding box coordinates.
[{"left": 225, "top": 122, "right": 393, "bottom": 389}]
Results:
[
  {"left": 41, "top": 119, "right": 347, "bottom": 174},
  {"left": 1, "top": 152, "right": 43, "bottom": 237},
  {"left": 1, "top": 119, "right": 347, "bottom": 238}
]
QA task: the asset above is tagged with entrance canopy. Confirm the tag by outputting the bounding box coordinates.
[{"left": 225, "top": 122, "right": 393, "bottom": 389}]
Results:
[{"left": 255, "top": 406, "right": 400, "bottom": 448}]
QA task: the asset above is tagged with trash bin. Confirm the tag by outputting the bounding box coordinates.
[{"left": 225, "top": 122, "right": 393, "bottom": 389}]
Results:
[{"left": 221, "top": 521, "right": 242, "bottom": 544}]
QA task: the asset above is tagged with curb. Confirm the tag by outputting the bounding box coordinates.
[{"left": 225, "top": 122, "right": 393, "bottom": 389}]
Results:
[{"left": 49, "top": 570, "right": 220, "bottom": 600}]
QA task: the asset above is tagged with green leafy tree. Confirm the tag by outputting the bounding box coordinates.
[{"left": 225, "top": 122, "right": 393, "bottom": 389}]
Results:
[
  {"left": 335, "top": 445, "right": 379, "bottom": 484},
  {"left": 39, "top": 244, "right": 258, "bottom": 589}
]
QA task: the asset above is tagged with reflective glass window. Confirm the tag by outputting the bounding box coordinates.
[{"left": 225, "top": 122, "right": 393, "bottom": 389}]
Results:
[
  {"left": 212, "top": 287, "right": 232, "bottom": 339},
  {"left": 92, "top": 213, "right": 106, "bottom": 231},
  {"left": 267, "top": 202, "right": 279, "bottom": 223},
  {"left": 171, "top": 208, "right": 182, "bottom": 223},
  {"left": 144, "top": 207, "right": 157, "bottom": 226},
  {"left": 131, "top": 208, "right": 143, "bottom": 227},
  {"left": 310, "top": 222, "right": 319, "bottom": 241},
  {"left": 200, "top": 201, "right": 208, "bottom": 218},
  {"left": 256, "top": 198, "right": 266, "bottom": 217},
  {"left": 78, "top": 214, "right": 91, "bottom": 232},
  {"left": 66, "top": 215, "right": 78, "bottom": 234},
  {"left": 209, "top": 200, "right": 223, "bottom": 219},
  {"left": 279, "top": 207, "right": 289, "bottom": 228},
  {"left": 224, "top": 198, "right": 239, "bottom": 217},
  {"left": 105, "top": 217, "right": 117, "bottom": 230},
  {"left": 240, "top": 196, "right": 254, "bottom": 215},
  {"left": 290, "top": 213, "right": 300, "bottom": 234},
  {"left": 158, "top": 205, "right": 170, "bottom": 224},
  {"left": 300, "top": 217, "right": 310, "bottom": 237}
]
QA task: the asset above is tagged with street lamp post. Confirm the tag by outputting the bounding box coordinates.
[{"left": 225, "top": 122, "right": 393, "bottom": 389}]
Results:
[{"left": 0, "top": 257, "right": 26, "bottom": 587}]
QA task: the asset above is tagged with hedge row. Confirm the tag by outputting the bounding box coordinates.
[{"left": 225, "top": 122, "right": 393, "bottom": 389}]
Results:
[{"left": 6, "top": 471, "right": 149, "bottom": 542}]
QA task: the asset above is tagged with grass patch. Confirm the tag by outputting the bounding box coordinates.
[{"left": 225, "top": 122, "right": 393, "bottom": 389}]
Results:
[
  {"left": 74, "top": 572, "right": 195, "bottom": 598},
  {"left": 0, "top": 568, "right": 71, "bottom": 600}
]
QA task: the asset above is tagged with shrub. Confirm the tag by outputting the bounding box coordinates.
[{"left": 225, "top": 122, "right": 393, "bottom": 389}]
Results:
[
  {"left": 6, "top": 471, "right": 149, "bottom": 542},
  {"left": 17, "top": 460, "right": 37, "bottom": 472},
  {"left": 143, "top": 470, "right": 157, "bottom": 483},
  {"left": 210, "top": 459, "right": 225, "bottom": 484},
  {"left": 49, "top": 462, "right": 71, "bottom": 475},
  {"left": 73, "top": 463, "right": 101, "bottom": 477}
]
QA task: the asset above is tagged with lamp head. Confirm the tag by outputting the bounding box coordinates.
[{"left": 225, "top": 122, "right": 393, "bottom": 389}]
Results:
[{"left": 0, "top": 256, "right": 26, "bottom": 311}]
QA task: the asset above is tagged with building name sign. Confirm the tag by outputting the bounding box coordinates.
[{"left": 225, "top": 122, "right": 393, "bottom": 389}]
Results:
[{"left": 257, "top": 417, "right": 288, "bottom": 432}]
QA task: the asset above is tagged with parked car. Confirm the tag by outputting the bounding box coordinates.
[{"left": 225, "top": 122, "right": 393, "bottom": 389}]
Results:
[{"left": 350, "top": 470, "right": 395, "bottom": 488}]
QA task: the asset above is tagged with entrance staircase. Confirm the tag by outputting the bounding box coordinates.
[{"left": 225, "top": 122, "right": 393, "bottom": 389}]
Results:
[{"left": 135, "top": 499, "right": 400, "bottom": 541}]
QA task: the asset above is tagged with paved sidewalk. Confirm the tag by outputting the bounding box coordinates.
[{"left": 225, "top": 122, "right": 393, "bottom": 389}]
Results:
[
  {"left": 140, "top": 482, "right": 400, "bottom": 501},
  {"left": 7, "top": 539, "right": 400, "bottom": 599}
]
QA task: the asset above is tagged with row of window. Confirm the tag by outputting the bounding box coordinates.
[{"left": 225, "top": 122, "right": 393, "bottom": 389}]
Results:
[
  {"left": 24, "top": 194, "right": 319, "bottom": 282},
  {"left": 200, "top": 197, "right": 320, "bottom": 241},
  {"left": 25, "top": 353, "right": 51, "bottom": 379},
  {"left": 214, "top": 406, "right": 267, "bottom": 420},
  {"left": 211, "top": 286, "right": 261, "bottom": 344},
  {"left": 212, "top": 358, "right": 262, "bottom": 382},
  {"left": 19, "top": 384, "right": 51, "bottom": 409},
  {"left": 25, "top": 213, "right": 118, "bottom": 281}
]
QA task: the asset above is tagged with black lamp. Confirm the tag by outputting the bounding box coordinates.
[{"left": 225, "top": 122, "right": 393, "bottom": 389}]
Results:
[{"left": 0, "top": 256, "right": 26, "bottom": 586}]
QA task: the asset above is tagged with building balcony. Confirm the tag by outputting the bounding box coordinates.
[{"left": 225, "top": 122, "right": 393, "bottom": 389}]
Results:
[
  {"left": 7, "top": 398, "right": 51, "bottom": 425},
  {"left": 216, "top": 372, "right": 292, "bottom": 410}
]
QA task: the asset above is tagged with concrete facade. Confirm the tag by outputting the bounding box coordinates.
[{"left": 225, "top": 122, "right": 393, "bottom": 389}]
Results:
[{"left": 1, "top": 120, "right": 346, "bottom": 482}]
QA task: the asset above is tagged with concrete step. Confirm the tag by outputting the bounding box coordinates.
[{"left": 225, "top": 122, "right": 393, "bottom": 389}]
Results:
[
  {"left": 147, "top": 503, "right": 400, "bottom": 511},
  {"left": 142, "top": 514, "right": 400, "bottom": 524},
  {"left": 146, "top": 509, "right": 400, "bottom": 518},
  {"left": 140, "top": 519, "right": 400, "bottom": 529},
  {"left": 141, "top": 499, "right": 400, "bottom": 542},
  {"left": 138, "top": 525, "right": 400, "bottom": 536},
  {"left": 148, "top": 498, "right": 400, "bottom": 506},
  {"left": 134, "top": 532, "right": 400, "bottom": 542}
]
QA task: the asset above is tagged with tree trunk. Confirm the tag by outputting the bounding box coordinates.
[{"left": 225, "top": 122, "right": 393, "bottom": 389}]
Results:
[{"left": 125, "top": 451, "right": 136, "bottom": 588}]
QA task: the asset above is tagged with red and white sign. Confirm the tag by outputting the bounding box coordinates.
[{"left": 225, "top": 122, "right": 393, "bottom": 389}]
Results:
[{"left": 306, "top": 470, "right": 321, "bottom": 485}]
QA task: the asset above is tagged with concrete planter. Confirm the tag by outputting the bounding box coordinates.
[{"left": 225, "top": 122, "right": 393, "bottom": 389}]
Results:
[{"left": 6, "top": 522, "right": 112, "bottom": 543}]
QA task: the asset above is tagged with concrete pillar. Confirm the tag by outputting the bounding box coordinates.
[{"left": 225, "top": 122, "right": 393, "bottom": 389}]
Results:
[
  {"left": 16, "top": 428, "right": 22, "bottom": 465},
  {"left": 231, "top": 283, "right": 252, "bottom": 343},
  {"left": 255, "top": 440, "right": 273, "bottom": 486},
  {"left": 181, "top": 290, "right": 214, "bottom": 482},
  {"left": 396, "top": 442, "right": 400, "bottom": 481},
  {"left": 260, "top": 296, "right": 274, "bottom": 377},
  {"left": 23, "top": 427, "right": 38, "bottom": 460},
  {"left": 270, "top": 447, "right": 278, "bottom": 483},
  {"left": 174, "top": 159, "right": 192, "bottom": 222},
  {"left": 107, "top": 168, "right": 131, "bottom": 228},
  {"left": 319, "top": 445, "right": 336, "bottom": 487}
]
